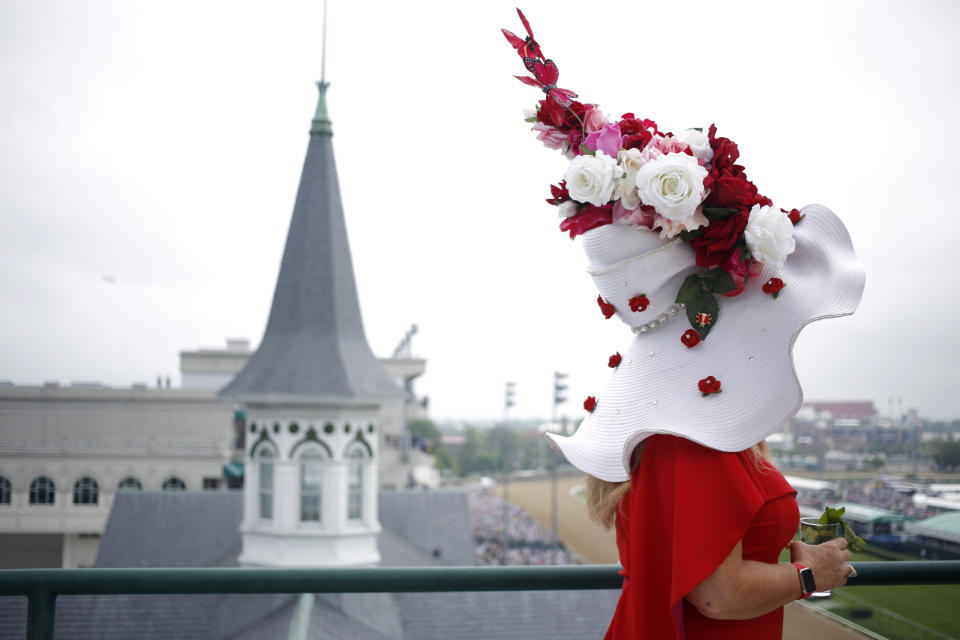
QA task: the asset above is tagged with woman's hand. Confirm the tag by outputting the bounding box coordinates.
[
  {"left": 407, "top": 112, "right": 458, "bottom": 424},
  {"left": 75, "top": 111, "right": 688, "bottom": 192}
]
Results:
[{"left": 789, "top": 538, "right": 853, "bottom": 592}]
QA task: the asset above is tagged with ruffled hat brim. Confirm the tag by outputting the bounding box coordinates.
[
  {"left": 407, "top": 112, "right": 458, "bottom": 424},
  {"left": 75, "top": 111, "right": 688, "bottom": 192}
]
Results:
[{"left": 546, "top": 204, "right": 865, "bottom": 482}]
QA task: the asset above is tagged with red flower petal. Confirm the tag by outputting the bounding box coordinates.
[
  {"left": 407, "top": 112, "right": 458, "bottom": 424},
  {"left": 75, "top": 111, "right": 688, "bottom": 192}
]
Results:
[
  {"left": 597, "top": 295, "right": 616, "bottom": 319},
  {"left": 681, "top": 330, "right": 701, "bottom": 348},
  {"left": 628, "top": 294, "right": 650, "bottom": 313},
  {"left": 698, "top": 376, "right": 722, "bottom": 395},
  {"left": 583, "top": 395, "right": 597, "bottom": 412},
  {"left": 762, "top": 277, "right": 785, "bottom": 295},
  {"left": 608, "top": 352, "right": 622, "bottom": 368}
]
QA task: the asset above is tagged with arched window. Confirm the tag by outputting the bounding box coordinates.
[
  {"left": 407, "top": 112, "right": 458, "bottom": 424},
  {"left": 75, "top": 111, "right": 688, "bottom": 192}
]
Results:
[
  {"left": 162, "top": 477, "right": 186, "bottom": 491},
  {"left": 346, "top": 445, "right": 367, "bottom": 521},
  {"left": 0, "top": 476, "right": 10, "bottom": 505},
  {"left": 257, "top": 448, "right": 274, "bottom": 520},
  {"left": 117, "top": 477, "right": 142, "bottom": 491},
  {"left": 73, "top": 477, "right": 99, "bottom": 505},
  {"left": 29, "top": 476, "right": 55, "bottom": 505},
  {"left": 299, "top": 449, "right": 325, "bottom": 523}
]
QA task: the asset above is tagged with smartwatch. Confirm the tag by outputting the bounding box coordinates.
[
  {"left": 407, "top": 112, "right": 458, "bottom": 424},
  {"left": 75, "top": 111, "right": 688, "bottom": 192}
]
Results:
[{"left": 792, "top": 562, "right": 817, "bottom": 599}]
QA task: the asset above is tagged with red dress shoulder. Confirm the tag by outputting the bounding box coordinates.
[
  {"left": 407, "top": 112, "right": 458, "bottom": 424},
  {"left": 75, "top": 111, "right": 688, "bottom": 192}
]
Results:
[{"left": 604, "top": 434, "right": 798, "bottom": 640}]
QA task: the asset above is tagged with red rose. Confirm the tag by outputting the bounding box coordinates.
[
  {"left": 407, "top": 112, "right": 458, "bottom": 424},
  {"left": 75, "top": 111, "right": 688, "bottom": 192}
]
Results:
[
  {"left": 546, "top": 181, "right": 570, "bottom": 205},
  {"left": 698, "top": 376, "right": 722, "bottom": 396},
  {"left": 708, "top": 124, "right": 740, "bottom": 171},
  {"left": 536, "top": 97, "right": 566, "bottom": 128},
  {"left": 762, "top": 277, "right": 785, "bottom": 298},
  {"left": 583, "top": 395, "right": 597, "bottom": 412},
  {"left": 538, "top": 98, "right": 589, "bottom": 132},
  {"left": 681, "top": 330, "right": 701, "bottom": 348},
  {"left": 707, "top": 172, "right": 771, "bottom": 210},
  {"left": 597, "top": 295, "right": 616, "bottom": 319},
  {"left": 784, "top": 208, "right": 804, "bottom": 225},
  {"left": 560, "top": 203, "right": 613, "bottom": 239},
  {"left": 619, "top": 114, "right": 659, "bottom": 136},
  {"left": 622, "top": 131, "right": 653, "bottom": 151},
  {"left": 608, "top": 352, "right": 622, "bottom": 368},
  {"left": 628, "top": 294, "right": 650, "bottom": 312},
  {"left": 687, "top": 210, "right": 748, "bottom": 267}
]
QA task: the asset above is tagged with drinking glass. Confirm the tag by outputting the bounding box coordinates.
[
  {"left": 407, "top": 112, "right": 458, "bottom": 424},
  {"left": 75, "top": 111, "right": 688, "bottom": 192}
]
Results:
[{"left": 798, "top": 517, "right": 842, "bottom": 597}]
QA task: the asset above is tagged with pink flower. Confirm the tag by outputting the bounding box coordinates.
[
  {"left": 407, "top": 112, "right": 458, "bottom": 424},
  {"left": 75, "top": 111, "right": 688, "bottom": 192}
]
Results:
[
  {"left": 582, "top": 105, "right": 609, "bottom": 133},
  {"left": 651, "top": 135, "right": 691, "bottom": 155},
  {"left": 533, "top": 123, "right": 568, "bottom": 151},
  {"left": 584, "top": 123, "right": 623, "bottom": 158},
  {"left": 612, "top": 201, "right": 656, "bottom": 228},
  {"left": 722, "top": 248, "right": 763, "bottom": 297}
]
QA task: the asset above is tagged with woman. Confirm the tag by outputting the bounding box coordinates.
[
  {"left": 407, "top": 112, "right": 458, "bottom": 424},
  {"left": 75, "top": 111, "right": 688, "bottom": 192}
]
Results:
[{"left": 502, "top": 9, "right": 865, "bottom": 638}]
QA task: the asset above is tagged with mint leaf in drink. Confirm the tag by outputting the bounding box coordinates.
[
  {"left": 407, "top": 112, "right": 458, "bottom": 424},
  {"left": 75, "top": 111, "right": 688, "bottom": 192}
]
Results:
[{"left": 818, "top": 505, "right": 866, "bottom": 552}]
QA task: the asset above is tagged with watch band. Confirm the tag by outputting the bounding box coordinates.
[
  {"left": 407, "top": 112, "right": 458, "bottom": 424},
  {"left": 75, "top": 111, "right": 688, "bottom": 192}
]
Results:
[{"left": 792, "top": 562, "right": 816, "bottom": 599}]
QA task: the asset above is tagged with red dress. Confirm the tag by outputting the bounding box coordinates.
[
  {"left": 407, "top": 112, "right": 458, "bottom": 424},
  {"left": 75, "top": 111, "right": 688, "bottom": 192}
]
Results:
[{"left": 604, "top": 435, "right": 799, "bottom": 639}]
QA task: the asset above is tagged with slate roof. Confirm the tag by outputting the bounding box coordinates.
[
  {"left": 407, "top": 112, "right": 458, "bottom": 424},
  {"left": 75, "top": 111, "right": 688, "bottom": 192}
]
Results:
[
  {"left": 0, "top": 490, "right": 619, "bottom": 639},
  {"left": 220, "top": 84, "right": 401, "bottom": 403}
]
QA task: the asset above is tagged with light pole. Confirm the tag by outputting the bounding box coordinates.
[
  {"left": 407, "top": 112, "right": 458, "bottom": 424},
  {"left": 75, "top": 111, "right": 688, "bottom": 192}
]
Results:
[{"left": 551, "top": 372, "right": 568, "bottom": 564}]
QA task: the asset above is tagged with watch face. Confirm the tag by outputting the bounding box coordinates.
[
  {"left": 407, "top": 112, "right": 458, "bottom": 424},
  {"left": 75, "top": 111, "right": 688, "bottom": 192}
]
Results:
[{"left": 799, "top": 568, "right": 817, "bottom": 593}]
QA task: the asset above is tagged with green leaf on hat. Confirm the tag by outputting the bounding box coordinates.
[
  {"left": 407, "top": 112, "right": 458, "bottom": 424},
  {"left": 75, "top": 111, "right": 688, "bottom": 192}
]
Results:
[
  {"left": 686, "top": 290, "right": 719, "bottom": 339},
  {"left": 675, "top": 274, "right": 702, "bottom": 306},
  {"left": 703, "top": 207, "right": 738, "bottom": 221},
  {"left": 703, "top": 268, "right": 737, "bottom": 295}
]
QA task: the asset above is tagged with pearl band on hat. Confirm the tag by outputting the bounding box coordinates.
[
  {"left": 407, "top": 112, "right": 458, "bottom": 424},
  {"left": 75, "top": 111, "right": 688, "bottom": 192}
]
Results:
[
  {"left": 586, "top": 238, "right": 685, "bottom": 276},
  {"left": 632, "top": 303, "right": 685, "bottom": 335}
]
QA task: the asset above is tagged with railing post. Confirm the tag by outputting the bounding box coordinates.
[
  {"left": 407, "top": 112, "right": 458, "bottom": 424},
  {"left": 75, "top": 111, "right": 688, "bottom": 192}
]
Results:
[{"left": 26, "top": 588, "right": 56, "bottom": 640}]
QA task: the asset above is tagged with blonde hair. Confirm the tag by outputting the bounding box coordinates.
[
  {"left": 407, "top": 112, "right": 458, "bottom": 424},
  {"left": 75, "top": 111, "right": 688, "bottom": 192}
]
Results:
[{"left": 585, "top": 440, "right": 772, "bottom": 529}]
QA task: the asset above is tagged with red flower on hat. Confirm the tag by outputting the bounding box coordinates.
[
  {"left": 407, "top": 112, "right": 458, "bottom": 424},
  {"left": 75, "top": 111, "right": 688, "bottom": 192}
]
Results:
[
  {"left": 698, "top": 376, "right": 722, "bottom": 396},
  {"left": 628, "top": 295, "right": 650, "bottom": 313},
  {"left": 560, "top": 203, "right": 614, "bottom": 239},
  {"left": 608, "top": 352, "right": 622, "bottom": 368},
  {"left": 583, "top": 396, "right": 598, "bottom": 412},
  {"left": 762, "top": 277, "right": 785, "bottom": 299},
  {"left": 546, "top": 181, "right": 570, "bottom": 205},
  {"left": 681, "top": 329, "right": 701, "bottom": 348},
  {"left": 597, "top": 295, "right": 616, "bottom": 319},
  {"left": 783, "top": 207, "right": 804, "bottom": 225}
]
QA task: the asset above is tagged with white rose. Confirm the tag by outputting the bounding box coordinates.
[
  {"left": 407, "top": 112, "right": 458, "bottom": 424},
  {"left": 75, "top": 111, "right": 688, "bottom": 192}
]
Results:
[
  {"left": 617, "top": 148, "right": 646, "bottom": 173},
  {"left": 563, "top": 152, "right": 620, "bottom": 206},
  {"left": 634, "top": 152, "right": 708, "bottom": 221},
  {"left": 614, "top": 149, "right": 646, "bottom": 210},
  {"left": 744, "top": 204, "right": 796, "bottom": 269},
  {"left": 557, "top": 200, "right": 579, "bottom": 218},
  {"left": 615, "top": 170, "right": 641, "bottom": 210},
  {"left": 676, "top": 128, "right": 714, "bottom": 163}
]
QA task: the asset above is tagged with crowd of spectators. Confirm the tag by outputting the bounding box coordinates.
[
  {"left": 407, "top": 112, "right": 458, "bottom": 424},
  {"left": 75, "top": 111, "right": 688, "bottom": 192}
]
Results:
[
  {"left": 795, "top": 477, "right": 945, "bottom": 520},
  {"left": 466, "top": 488, "right": 579, "bottom": 566}
]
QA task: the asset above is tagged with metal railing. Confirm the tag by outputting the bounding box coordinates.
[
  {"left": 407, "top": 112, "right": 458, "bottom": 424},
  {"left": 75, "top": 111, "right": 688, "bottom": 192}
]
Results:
[{"left": 1, "top": 562, "right": 959, "bottom": 640}]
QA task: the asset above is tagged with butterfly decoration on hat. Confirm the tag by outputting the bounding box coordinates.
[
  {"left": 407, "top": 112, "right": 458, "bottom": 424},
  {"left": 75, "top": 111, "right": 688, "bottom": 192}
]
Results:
[{"left": 503, "top": 8, "right": 802, "bottom": 344}]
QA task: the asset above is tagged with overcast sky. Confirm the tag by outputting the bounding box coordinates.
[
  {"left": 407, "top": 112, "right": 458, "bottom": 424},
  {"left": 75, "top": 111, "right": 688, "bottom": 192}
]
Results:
[{"left": 1, "top": 0, "right": 958, "bottom": 422}]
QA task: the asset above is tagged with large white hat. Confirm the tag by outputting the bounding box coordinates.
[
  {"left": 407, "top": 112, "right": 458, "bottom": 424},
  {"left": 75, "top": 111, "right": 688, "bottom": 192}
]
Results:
[
  {"left": 545, "top": 203, "right": 864, "bottom": 482},
  {"left": 501, "top": 10, "right": 865, "bottom": 481}
]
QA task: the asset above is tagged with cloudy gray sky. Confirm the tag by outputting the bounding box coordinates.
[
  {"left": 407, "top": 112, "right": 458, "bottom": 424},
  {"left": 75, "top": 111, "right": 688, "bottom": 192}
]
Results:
[{"left": 1, "top": 0, "right": 958, "bottom": 422}]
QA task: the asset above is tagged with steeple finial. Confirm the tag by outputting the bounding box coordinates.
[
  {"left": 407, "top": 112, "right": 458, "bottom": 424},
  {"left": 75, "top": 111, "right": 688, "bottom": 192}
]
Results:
[
  {"left": 321, "top": 0, "right": 328, "bottom": 85},
  {"left": 311, "top": 0, "right": 332, "bottom": 136}
]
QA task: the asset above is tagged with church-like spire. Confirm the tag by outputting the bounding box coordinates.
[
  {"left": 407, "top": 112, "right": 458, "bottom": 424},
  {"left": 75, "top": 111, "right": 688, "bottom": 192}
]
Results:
[{"left": 221, "top": 82, "right": 400, "bottom": 404}]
